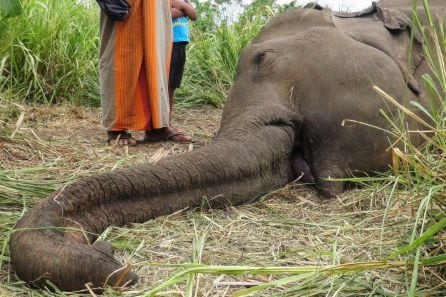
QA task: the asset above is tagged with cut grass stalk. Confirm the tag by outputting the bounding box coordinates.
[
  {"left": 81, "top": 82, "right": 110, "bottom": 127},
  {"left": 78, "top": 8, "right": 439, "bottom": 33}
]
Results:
[
  {"left": 143, "top": 256, "right": 446, "bottom": 296},
  {"left": 184, "top": 222, "right": 208, "bottom": 297}
]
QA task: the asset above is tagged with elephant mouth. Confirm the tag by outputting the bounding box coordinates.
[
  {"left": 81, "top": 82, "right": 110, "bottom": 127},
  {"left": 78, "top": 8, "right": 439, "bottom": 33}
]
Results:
[
  {"left": 265, "top": 119, "right": 315, "bottom": 184},
  {"left": 248, "top": 107, "right": 314, "bottom": 185}
]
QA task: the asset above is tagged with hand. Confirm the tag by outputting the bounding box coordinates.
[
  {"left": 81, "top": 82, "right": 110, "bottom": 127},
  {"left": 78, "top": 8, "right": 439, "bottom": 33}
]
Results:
[{"left": 171, "top": 0, "right": 184, "bottom": 9}]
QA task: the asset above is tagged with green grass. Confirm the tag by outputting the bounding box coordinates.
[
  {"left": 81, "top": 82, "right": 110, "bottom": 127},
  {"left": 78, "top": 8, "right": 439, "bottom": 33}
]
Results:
[
  {"left": 388, "top": 2, "right": 446, "bottom": 295},
  {"left": 0, "top": 0, "right": 293, "bottom": 108},
  {"left": 0, "top": 0, "right": 100, "bottom": 106}
]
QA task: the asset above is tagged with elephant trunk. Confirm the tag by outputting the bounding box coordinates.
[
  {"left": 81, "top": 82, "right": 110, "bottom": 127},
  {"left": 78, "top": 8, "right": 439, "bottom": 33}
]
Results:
[{"left": 9, "top": 107, "right": 299, "bottom": 291}]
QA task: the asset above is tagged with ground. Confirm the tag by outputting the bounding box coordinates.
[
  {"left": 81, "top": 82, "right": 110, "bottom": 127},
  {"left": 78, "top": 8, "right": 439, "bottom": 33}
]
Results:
[{"left": 0, "top": 105, "right": 444, "bottom": 296}]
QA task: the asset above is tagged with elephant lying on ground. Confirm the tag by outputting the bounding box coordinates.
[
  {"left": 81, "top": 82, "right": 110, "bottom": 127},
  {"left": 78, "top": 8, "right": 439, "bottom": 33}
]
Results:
[{"left": 9, "top": 0, "right": 445, "bottom": 292}]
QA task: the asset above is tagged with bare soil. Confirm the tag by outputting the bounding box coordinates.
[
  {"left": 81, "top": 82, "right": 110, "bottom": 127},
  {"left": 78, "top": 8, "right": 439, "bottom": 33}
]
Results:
[{"left": 0, "top": 105, "right": 222, "bottom": 169}]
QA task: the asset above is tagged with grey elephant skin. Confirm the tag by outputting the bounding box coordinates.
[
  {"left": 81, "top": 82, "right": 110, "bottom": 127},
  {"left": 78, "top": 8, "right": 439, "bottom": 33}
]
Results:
[{"left": 9, "top": 0, "right": 445, "bottom": 292}]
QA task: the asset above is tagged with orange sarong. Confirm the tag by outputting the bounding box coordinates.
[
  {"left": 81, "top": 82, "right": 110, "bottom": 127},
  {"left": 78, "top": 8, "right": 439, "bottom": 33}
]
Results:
[{"left": 99, "top": 0, "right": 172, "bottom": 131}]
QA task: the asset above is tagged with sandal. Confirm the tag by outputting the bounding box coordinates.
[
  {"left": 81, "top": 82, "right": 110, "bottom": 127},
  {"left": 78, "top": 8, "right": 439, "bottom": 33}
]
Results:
[
  {"left": 107, "top": 131, "right": 137, "bottom": 146},
  {"left": 141, "top": 127, "right": 193, "bottom": 143}
]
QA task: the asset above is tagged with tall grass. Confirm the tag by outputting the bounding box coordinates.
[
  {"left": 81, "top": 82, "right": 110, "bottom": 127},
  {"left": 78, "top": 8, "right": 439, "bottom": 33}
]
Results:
[
  {"left": 0, "top": 0, "right": 296, "bottom": 107},
  {"left": 0, "top": 0, "right": 100, "bottom": 106},
  {"left": 381, "top": 1, "right": 446, "bottom": 295}
]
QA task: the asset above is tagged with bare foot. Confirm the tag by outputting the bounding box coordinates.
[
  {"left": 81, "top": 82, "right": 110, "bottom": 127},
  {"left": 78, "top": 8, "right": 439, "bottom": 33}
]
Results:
[
  {"left": 107, "top": 131, "right": 137, "bottom": 146},
  {"left": 141, "top": 127, "right": 193, "bottom": 143}
]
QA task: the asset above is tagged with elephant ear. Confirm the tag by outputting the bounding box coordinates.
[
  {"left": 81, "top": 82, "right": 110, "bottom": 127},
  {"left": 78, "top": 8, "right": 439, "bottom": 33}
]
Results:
[
  {"left": 374, "top": 6, "right": 410, "bottom": 31},
  {"left": 374, "top": 7, "right": 424, "bottom": 94},
  {"left": 374, "top": 6, "right": 422, "bottom": 42},
  {"left": 335, "top": 4, "right": 424, "bottom": 95}
]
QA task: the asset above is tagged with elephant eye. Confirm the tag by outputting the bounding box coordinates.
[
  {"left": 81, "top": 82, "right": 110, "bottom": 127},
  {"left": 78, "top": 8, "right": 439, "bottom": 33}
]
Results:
[{"left": 253, "top": 52, "right": 266, "bottom": 65}]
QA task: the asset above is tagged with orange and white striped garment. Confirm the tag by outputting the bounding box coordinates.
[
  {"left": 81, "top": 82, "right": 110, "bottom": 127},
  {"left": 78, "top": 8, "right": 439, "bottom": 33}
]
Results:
[{"left": 99, "top": 0, "right": 172, "bottom": 131}]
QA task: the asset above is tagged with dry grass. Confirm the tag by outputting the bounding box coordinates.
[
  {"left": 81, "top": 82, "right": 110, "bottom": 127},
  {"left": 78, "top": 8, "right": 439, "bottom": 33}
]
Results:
[{"left": 0, "top": 104, "right": 444, "bottom": 296}]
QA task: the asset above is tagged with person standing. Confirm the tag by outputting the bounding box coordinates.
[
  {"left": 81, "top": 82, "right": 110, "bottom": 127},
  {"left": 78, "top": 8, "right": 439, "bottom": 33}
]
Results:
[
  {"left": 142, "top": 0, "right": 196, "bottom": 143},
  {"left": 100, "top": 0, "right": 189, "bottom": 145},
  {"left": 168, "top": 0, "right": 197, "bottom": 122}
]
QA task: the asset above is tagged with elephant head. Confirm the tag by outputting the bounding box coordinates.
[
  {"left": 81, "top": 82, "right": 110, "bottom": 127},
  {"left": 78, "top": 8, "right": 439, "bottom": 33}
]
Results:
[{"left": 9, "top": 0, "right": 444, "bottom": 292}]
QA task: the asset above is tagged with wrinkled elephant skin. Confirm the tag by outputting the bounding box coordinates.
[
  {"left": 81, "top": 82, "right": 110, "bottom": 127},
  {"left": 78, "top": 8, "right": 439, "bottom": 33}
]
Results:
[{"left": 9, "top": 0, "right": 445, "bottom": 292}]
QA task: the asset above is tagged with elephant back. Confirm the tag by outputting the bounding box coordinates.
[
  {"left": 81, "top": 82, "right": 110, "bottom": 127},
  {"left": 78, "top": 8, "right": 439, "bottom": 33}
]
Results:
[{"left": 252, "top": 8, "right": 335, "bottom": 44}]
